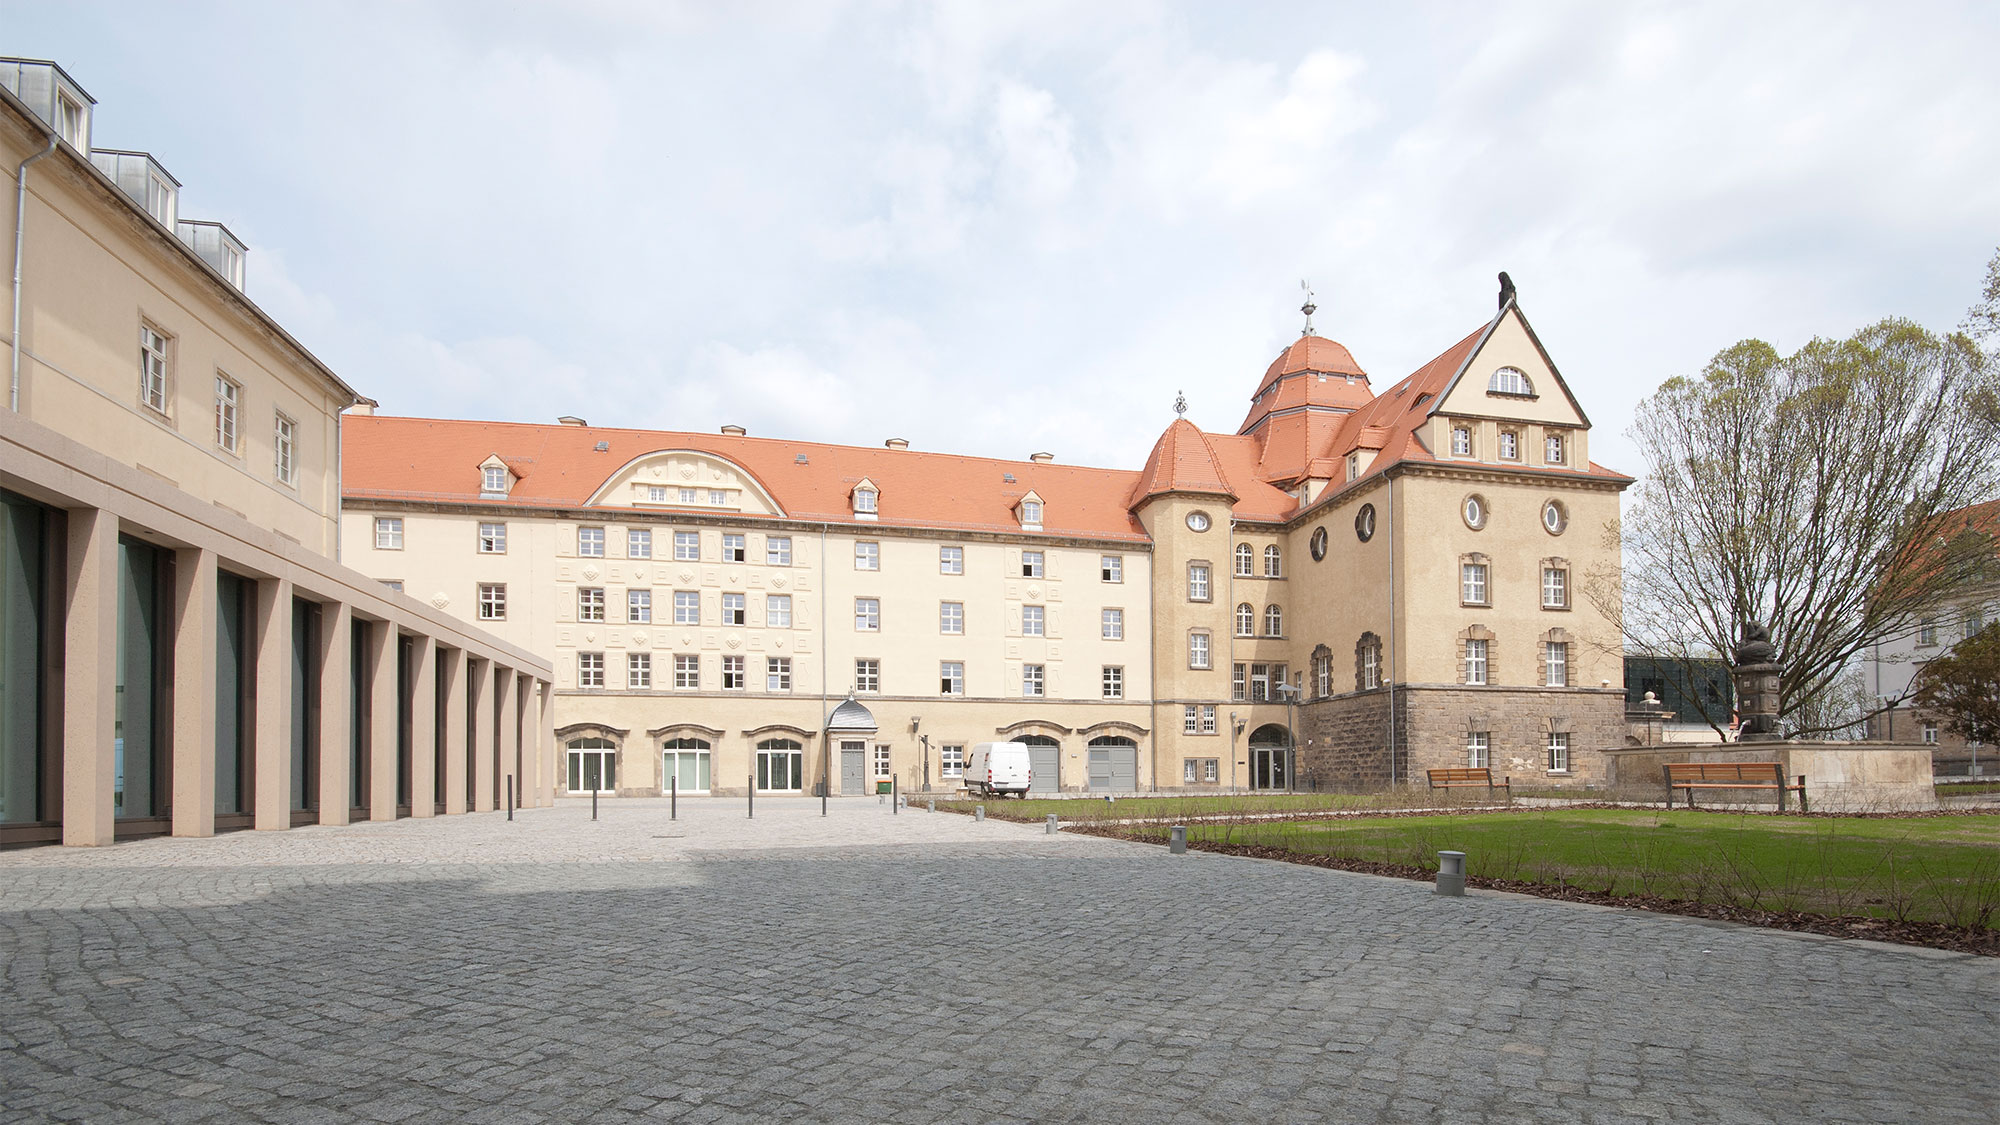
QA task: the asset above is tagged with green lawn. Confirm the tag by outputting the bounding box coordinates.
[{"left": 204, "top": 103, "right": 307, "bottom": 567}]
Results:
[
  {"left": 1139, "top": 809, "right": 2000, "bottom": 928},
  {"left": 928, "top": 790, "right": 1478, "bottom": 823},
  {"left": 1937, "top": 780, "right": 2000, "bottom": 796}
]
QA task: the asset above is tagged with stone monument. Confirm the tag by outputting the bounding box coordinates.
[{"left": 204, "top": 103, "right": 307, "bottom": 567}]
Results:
[{"left": 1731, "top": 622, "right": 1783, "bottom": 742}]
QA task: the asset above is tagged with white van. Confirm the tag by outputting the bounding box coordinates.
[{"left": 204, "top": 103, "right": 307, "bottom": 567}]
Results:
[{"left": 964, "top": 742, "right": 1033, "bottom": 798}]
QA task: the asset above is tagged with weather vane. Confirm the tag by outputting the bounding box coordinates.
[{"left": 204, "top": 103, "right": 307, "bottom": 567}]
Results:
[
  {"left": 1173, "top": 389, "right": 1188, "bottom": 418},
  {"left": 1300, "top": 279, "right": 1317, "bottom": 337}
]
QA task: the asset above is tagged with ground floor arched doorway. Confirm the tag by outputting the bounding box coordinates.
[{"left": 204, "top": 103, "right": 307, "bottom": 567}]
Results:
[
  {"left": 1016, "top": 734, "right": 1061, "bottom": 793},
  {"left": 1086, "top": 736, "right": 1137, "bottom": 792},
  {"left": 1248, "top": 723, "right": 1292, "bottom": 790}
]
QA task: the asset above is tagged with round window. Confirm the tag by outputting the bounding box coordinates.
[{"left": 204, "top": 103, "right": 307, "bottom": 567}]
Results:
[
  {"left": 1542, "top": 499, "right": 1568, "bottom": 535},
  {"left": 1462, "top": 494, "right": 1488, "bottom": 530},
  {"left": 1354, "top": 505, "right": 1376, "bottom": 542},
  {"left": 1186, "top": 511, "right": 1211, "bottom": 533},
  {"left": 1309, "top": 526, "right": 1329, "bottom": 560}
]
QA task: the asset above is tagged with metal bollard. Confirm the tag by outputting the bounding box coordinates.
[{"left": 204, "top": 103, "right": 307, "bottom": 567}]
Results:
[
  {"left": 1169, "top": 825, "right": 1187, "bottom": 854},
  {"left": 1045, "top": 814, "right": 1059, "bottom": 834},
  {"left": 975, "top": 805, "right": 985, "bottom": 822},
  {"left": 506, "top": 776, "right": 514, "bottom": 821},
  {"left": 592, "top": 787, "right": 598, "bottom": 821},
  {"left": 892, "top": 776, "right": 898, "bottom": 815},
  {"left": 670, "top": 776, "right": 676, "bottom": 821},
  {"left": 748, "top": 775, "right": 754, "bottom": 819},
  {"left": 927, "top": 799, "right": 935, "bottom": 813},
  {"left": 1436, "top": 850, "right": 1467, "bottom": 897}
]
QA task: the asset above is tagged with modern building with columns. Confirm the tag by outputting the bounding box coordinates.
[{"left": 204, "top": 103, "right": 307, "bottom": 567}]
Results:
[
  {"left": 1, "top": 58, "right": 553, "bottom": 847},
  {"left": 341, "top": 281, "right": 1632, "bottom": 798}
]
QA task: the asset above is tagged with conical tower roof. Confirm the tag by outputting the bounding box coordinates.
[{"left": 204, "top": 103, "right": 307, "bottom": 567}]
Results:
[{"left": 1126, "top": 418, "right": 1236, "bottom": 508}]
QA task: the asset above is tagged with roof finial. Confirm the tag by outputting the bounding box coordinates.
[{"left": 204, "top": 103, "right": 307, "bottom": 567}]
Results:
[
  {"left": 1300, "top": 279, "right": 1317, "bottom": 336},
  {"left": 1497, "top": 271, "right": 1516, "bottom": 311},
  {"left": 1173, "top": 389, "right": 1188, "bottom": 418}
]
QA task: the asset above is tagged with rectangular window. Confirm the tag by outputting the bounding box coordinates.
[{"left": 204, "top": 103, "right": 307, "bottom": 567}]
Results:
[
  {"left": 1022, "top": 551, "right": 1044, "bottom": 578},
  {"left": 673, "top": 531, "right": 699, "bottom": 561},
  {"left": 1184, "top": 706, "right": 1199, "bottom": 735},
  {"left": 1468, "top": 732, "right": 1490, "bottom": 769},
  {"left": 1362, "top": 645, "right": 1380, "bottom": 690},
  {"left": 1201, "top": 705, "right": 1217, "bottom": 735},
  {"left": 1022, "top": 663, "right": 1044, "bottom": 697},
  {"left": 478, "top": 522, "right": 507, "bottom": 553},
  {"left": 1542, "top": 567, "right": 1567, "bottom": 609},
  {"left": 214, "top": 375, "right": 239, "bottom": 451},
  {"left": 578, "top": 527, "right": 606, "bottom": 557},
  {"left": 483, "top": 466, "right": 510, "bottom": 494},
  {"left": 628, "top": 589, "right": 652, "bottom": 623},
  {"left": 1232, "top": 663, "right": 1247, "bottom": 702},
  {"left": 1547, "top": 733, "right": 1570, "bottom": 773},
  {"left": 873, "top": 743, "right": 892, "bottom": 778},
  {"left": 1917, "top": 619, "right": 1938, "bottom": 647},
  {"left": 578, "top": 587, "right": 605, "bottom": 622},
  {"left": 940, "top": 546, "right": 964, "bottom": 574},
  {"left": 478, "top": 583, "right": 506, "bottom": 620},
  {"left": 723, "top": 533, "right": 746, "bottom": 562},
  {"left": 722, "top": 593, "right": 746, "bottom": 626},
  {"left": 140, "top": 325, "right": 171, "bottom": 413},
  {"left": 1462, "top": 563, "right": 1488, "bottom": 605},
  {"left": 1466, "top": 639, "right": 1489, "bottom": 685},
  {"left": 274, "top": 414, "right": 297, "bottom": 485},
  {"left": 1101, "top": 555, "right": 1122, "bottom": 582},
  {"left": 940, "top": 601, "right": 964, "bottom": 634},
  {"left": 855, "top": 597, "right": 879, "bottom": 631},
  {"left": 1499, "top": 431, "right": 1519, "bottom": 460},
  {"left": 674, "top": 654, "right": 699, "bottom": 689},
  {"left": 1022, "top": 605, "right": 1045, "bottom": 636},
  {"left": 628, "top": 653, "right": 652, "bottom": 689},
  {"left": 1545, "top": 641, "right": 1569, "bottom": 687},
  {"left": 1923, "top": 723, "right": 1939, "bottom": 745},
  {"left": 1317, "top": 658, "right": 1333, "bottom": 698},
  {"left": 855, "top": 541, "right": 879, "bottom": 570},
  {"left": 709, "top": 489, "right": 727, "bottom": 506},
  {"left": 673, "top": 591, "right": 699, "bottom": 625},
  {"left": 1184, "top": 759, "right": 1198, "bottom": 782},
  {"left": 941, "top": 661, "right": 964, "bottom": 696},
  {"left": 941, "top": 745, "right": 965, "bottom": 778},
  {"left": 855, "top": 659, "right": 880, "bottom": 693},
  {"left": 1189, "top": 633, "right": 1211, "bottom": 669},
  {"left": 766, "top": 536, "right": 792, "bottom": 566},
  {"left": 1188, "top": 563, "right": 1210, "bottom": 601},
  {"left": 1451, "top": 426, "right": 1471, "bottom": 456},
  {"left": 1102, "top": 666, "right": 1123, "bottom": 699},
  {"left": 678, "top": 488, "right": 696, "bottom": 504},
  {"left": 721, "top": 655, "right": 745, "bottom": 690},
  {"left": 1546, "top": 433, "right": 1566, "bottom": 464},
  {"left": 374, "top": 517, "right": 403, "bottom": 550},
  {"left": 1102, "top": 608, "right": 1124, "bottom": 640},
  {"left": 1346, "top": 452, "right": 1359, "bottom": 480},
  {"left": 647, "top": 485, "right": 668, "bottom": 503},
  {"left": 1250, "top": 663, "right": 1271, "bottom": 702},
  {"left": 855, "top": 487, "right": 878, "bottom": 514},
  {"left": 628, "top": 528, "right": 653, "bottom": 559},
  {"left": 577, "top": 652, "right": 604, "bottom": 689},
  {"left": 1204, "top": 759, "right": 1219, "bottom": 783},
  {"left": 767, "top": 657, "right": 792, "bottom": 692},
  {"left": 767, "top": 594, "right": 792, "bottom": 628}
]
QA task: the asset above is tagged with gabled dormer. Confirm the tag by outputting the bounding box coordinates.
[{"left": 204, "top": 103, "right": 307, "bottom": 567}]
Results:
[
  {"left": 1016, "top": 490, "right": 1045, "bottom": 530},
  {"left": 479, "top": 454, "right": 513, "bottom": 498},
  {"left": 851, "top": 478, "right": 879, "bottom": 521},
  {"left": 1430, "top": 282, "right": 1594, "bottom": 472}
]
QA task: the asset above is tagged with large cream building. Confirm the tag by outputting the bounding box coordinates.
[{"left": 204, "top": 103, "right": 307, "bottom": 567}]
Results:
[
  {"left": 2, "top": 58, "right": 553, "bottom": 847},
  {"left": 343, "top": 281, "right": 1632, "bottom": 798}
]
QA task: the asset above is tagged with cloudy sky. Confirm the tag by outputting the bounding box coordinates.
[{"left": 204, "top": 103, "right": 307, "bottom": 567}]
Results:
[{"left": 9, "top": 1, "right": 1998, "bottom": 479}]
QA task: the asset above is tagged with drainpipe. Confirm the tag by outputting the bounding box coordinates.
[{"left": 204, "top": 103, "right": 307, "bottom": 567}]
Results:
[
  {"left": 11, "top": 135, "right": 57, "bottom": 412},
  {"left": 1386, "top": 473, "right": 1397, "bottom": 787}
]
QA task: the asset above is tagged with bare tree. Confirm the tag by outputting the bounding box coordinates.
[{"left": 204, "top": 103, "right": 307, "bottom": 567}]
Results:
[{"left": 1601, "top": 302, "right": 2000, "bottom": 737}]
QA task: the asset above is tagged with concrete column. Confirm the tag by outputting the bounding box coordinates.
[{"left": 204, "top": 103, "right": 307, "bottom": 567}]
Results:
[
  {"left": 366, "top": 621, "right": 398, "bottom": 821},
  {"left": 496, "top": 667, "right": 518, "bottom": 812},
  {"left": 252, "top": 576, "right": 293, "bottom": 830},
  {"left": 62, "top": 507, "right": 119, "bottom": 847},
  {"left": 534, "top": 679, "right": 553, "bottom": 807},
  {"left": 170, "top": 546, "right": 218, "bottom": 838},
  {"left": 438, "top": 647, "right": 467, "bottom": 816},
  {"left": 316, "top": 600, "right": 352, "bottom": 826},
  {"left": 408, "top": 635, "right": 437, "bottom": 818},
  {"left": 470, "top": 657, "right": 494, "bottom": 812}
]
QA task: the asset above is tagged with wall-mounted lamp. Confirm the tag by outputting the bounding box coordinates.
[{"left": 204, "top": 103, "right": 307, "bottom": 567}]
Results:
[{"left": 910, "top": 716, "right": 921, "bottom": 733}]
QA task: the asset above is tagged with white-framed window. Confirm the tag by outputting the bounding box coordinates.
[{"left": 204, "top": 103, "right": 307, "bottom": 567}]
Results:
[
  {"left": 1498, "top": 431, "right": 1519, "bottom": 460},
  {"left": 1235, "top": 543, "right": 1254, "bottom": 577},
  {"left": 767, "top": 536, "right": 792, "bottom": 566},
  {"left": 1917, "top": 619, "right": 1939, "bottom": 647},
  {"left": 374, "top": 517, "right": 403, "bottom": 550},
  {"left": 1468, "top": 732, "right": 1490, "bottom": 769},
  {"left": 1023, "top": 605, "right": 1045, "bottom": 636},
  {"left": 647, "top": 485, "right": 668, "bottom": 503},
  {"left": 1264, "top": 604, "right": 1283, "bottom": 637},
  {"left": 873, "top": 743, "right": 892, "bottom": 778},
  {"left": 1021, "top": 551, "right": 1044, "bottom": 578},
  {"left": 1361, "top": 641, "right": 1381, "bottom": 690},
  {"left": 1965, "top": 610, "right": 1987, "bottom": 641},
  {"left": 1316, "top": 656, "right": 1332, "bottom": 698},
  {"left": 214, "top": 375, "right": 239, "bottom": 452},
  {"left": 855, "top": 597, "right": 880, "bottom": 631},
  {"left": 1466, "top": 639, "right": 1489, "bottom": 685},
  {"left": 709, "top": 489, "right": 727, "bottom": 506},
  {"left": 274, "top": 413, "right": 297, "bottom": 486},
  {"left": 940, "top": 601, "right": 964, "bottom": 634},
  {"left": 1201, "top": 705, "right": 1217, "bottom": 734},
  {"left": 577, "top": 652, "right": 605, "bottom": 689},
  {"left": 478, "top": 583, "right": 506, "bottom": 620},
  {"left": 1545, "top": 641, "right": 1569, "bottom": 687},
  {"left": 566, "top": 737, "right": 617, "bottom": 794},
  {"left": 756, "top": 739, "right": 806, "bottom": 792},
  {"left": 854, "top": 486, "right": 878, "bottom": 515},
  {"left": 855, "top": 541, "right": 879, "bottom": 570},
  {"left": 55, "top": 90, "right": 86, "bottom": 147},
  {"left": 1543, "top": 567, "right": 1568, "bottom": 609},
  {"left": 1184, "top": 759, "right": 1198, "bottom": 782},
  {"left": 855, "top": 659, "right": 880, "bottom": 693},
  {"left": 767, "top": 594, "right": 792, "bottom": 628},
  {"left": 722, "top": 592, "right": 746, "bottom": 626},
  {"left": 1184, "top": 706, "right": 1200, "bottom": 735},
  {"left": 1235, "top": 602, "right": 1255, "bottom": 637},
  {"left": 1204, "top": 758, "right": 1219, "bottom": 782},
  {"left": 628, "top": 653, "right": 652, "bottom": 689},
  {"left": 1101, "top": 555, "right": 1122, "bottom": 582},
  {"left": 673, "top": 590, "right": 699, "bottom": 625},
  {"left": 1102, "top": 608, "right": 1124, "bottom": 640},
  {"left": 628, "top": 589, "right": 652, "bottom": 623},
  {"left": 941, "top": 744, "right": 965, "bottom": 778},
  {"left": 1188, "top": 562, "right": 1210, "bottom": 602},
  {"left": 1020, "top": 498, "right": 1043, "bottom": 525},
  {"left": 1545, "top": 433, "right": 1566, "bottom": 465},
  {"left": 1462, "top": 563, "right": 1489, "bottom": 605},
  {"left": 674, "top": 654, "right": 699, "bottom": 689},
  {"left": 678, "top": 488, "right": 697, "bottom": 504},
  {"left": 1189, "top": 632, "right": 1211, "bottom": 669},
  {"left": 1232, "top": 663, "right": 1247, "bottom": 701},
  {"left": 629, "top": 528, "right": 653, "bottom": 559},
  {"left": 482, "top": 465, "right": 509, "bottom": 494},
  {"left": 722, "top": 533, "right": 745, "bottom": 562},
  {"left": 1022, "top": 663, "right": 1044, "bottom": 697},
  {"left": 578, "top": 587, "right": 605, "bottom": 622},
  {"left": 1451, "top": 426, "right": 1471, "bottom": 456},
  {"left": 1923, "top": 723, "right": 1939, "bottom": 745},
  {"left": 578, "top": 526, "right": 606, "bottom": 557},
  {"left": 663, "top": 737, "right": 712, "bottom": 793},
  {"left": 721, "top": 655, "right": 745, "bottom": 690},
  {"left": 1250, "top": 663, "right": 1272, "bottom": 702},
  {"left": 1264, "top": 545, "right": 1282, "bottom": 578},
  {"left": 478, "top": 522, "right": 507, "bottom": 553},
  {"left": 940, "top": 661, "right": 964, "bottom": 695},
  {"left": 673, "top": 531, "right": 700, "bottom": 560},
  {"left": 1547, "top": 733, "right": 1570, "bottom": 773},
  {"left": 1490, "top": 367, "right": 1533, "bottom": 395},
  {"left": 940, "top": 546, "right": 964, "bottom": 574},
  {"left": 1102, "top": 666, "right": 1123, "bottom": 699},
  {"left": 140, "top": 325, "right": 171, "bottom": 414}
]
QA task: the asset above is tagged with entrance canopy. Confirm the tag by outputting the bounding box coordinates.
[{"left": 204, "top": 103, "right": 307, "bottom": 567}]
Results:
[{"left": 826, "top": 695, "right": 878, "bottom": 735}]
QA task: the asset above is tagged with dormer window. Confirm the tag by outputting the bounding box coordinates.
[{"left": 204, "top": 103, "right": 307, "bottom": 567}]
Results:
[
  {"left": 1017, "top": 491, "right": 1045, "bottom": 529},
  {"left": 1489, "top": 367, "right": 1534, "bottom": 396},
  {"left": 480, "top": 461, "right": 511, "bottom": 497},
  {"left": 853, "top": 480, "right": 879, "bottom": 520},
  {"left": 1346, "top": 452, "right": 1359, "bottom": 481}
]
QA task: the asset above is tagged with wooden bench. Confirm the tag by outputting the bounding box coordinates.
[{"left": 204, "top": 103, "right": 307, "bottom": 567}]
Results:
[
  {"left": 1663, "top": 762, "right": 1807, "bottom": 812},
  {"left": 1427, "top": 767, "right": 1510, "bottom": 795}
]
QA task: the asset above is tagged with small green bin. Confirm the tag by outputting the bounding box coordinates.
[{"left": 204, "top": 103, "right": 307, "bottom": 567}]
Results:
[{"left": 876, "top": 780, "right": 893, "bottom": 794}]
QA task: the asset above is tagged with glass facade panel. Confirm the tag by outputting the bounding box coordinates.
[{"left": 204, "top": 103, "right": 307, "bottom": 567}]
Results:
[
  {"left": 116, "top": 539, "right": 166, "bottom": 819},
  {"left": 0, "top": 493, "right": 46, "bottom": 824},
  {"left": 214, "top": 572, "right": 250, "bottom": 816}
]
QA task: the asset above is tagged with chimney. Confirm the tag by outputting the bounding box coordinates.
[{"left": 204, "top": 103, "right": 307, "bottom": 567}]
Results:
[
  {"left": 720, "top": 424, "right": 747, "bottom": 436},
  {"left": 885, "top": 438, "right": 909, "bottom": 450},
  {"left": 1029, "top": 452, "right": 1054, "bottom": 464},
  {"left": 348, "top": 398, "right": 379, "bottom": 416},
  {"left": 557, "top": 415, "right": 587, "bottom": 426}
]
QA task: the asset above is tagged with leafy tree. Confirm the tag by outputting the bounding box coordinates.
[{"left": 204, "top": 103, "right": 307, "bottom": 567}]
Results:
[
  {"left": 1911, "top": 623, "right": 2000, "bottom": 746},
  {"left": 1602, "top": 271, "right": 2000, "bottom": 737}
]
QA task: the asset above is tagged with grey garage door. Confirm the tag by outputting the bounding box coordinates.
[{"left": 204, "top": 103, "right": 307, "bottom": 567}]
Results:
[
  {"left": 1088, "top": 744, "right": 1137, "bottom": 792},
  {"left": 1023, "top": 740, "right": 1060, "bottom": 792}
]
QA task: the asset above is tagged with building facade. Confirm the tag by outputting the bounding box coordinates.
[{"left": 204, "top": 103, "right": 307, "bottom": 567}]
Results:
[
  {"left": 343, "top": 284, "right": 1631, "bottom": 798},
  {"left": 2, "top": 58, "right": 553, "bottom": 847}
]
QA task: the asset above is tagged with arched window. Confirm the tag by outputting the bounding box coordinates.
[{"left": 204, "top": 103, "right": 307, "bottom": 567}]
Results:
[
  {"left": 1355, "top": 633, "right": 1383, "bottom": 691},
  {"left": 1263, "top": 545, "right": 1282, "bottom": 577},
  {"left": 755, "top": 738, "right": 803, "bottom": 791},
  {"left": 1488, "top": 367, "right": 1534, "bottom": 396},
  {"left": 1234, "top": 543, "right": 1254, "bottom": 576},
  {"left": 1235, "top": 602, "right": 1255, "bottom": 637},
  {"left": 566, "top": 736, "right": 617, "bottom": 794},
  {"left": 662, "top": 736, "right": 711, "bottom": 793},
  {"left": 1264, "top": 604, "right": 1283, "bottom": 637}
]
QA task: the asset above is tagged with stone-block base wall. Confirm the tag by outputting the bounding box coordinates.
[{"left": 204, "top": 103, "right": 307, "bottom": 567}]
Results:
[{"left": 1298, "top": 685, "right": 1625, "bottom": 790}]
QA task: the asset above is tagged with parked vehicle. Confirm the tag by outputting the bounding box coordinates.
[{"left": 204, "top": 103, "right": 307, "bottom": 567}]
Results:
[{"left": 964, "top": 742, "right": 1033, "bottom": 798}]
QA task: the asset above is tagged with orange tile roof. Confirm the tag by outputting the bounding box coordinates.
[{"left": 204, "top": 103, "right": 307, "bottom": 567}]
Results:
[
  {"left": 1126, "top": 419, "right": 1236, "bottom": 506},
  {"left": 1238, "top": 334, "right": 1374, "bottom": 438}
]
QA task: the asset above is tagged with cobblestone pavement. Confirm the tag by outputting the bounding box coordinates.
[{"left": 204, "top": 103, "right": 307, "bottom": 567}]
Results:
[{"left": 3, "top": 798, "right": 1996, "bottom": 1124}]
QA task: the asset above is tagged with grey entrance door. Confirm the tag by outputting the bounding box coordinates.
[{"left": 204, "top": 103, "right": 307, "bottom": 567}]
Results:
[
  {"left": 1088, "top": 745, "right": 1137, "bottom": 792},
  {"left": 841, "top": 744, "right": 866, "bottom": 795},
  {"left": 1023, "top": 740, "right": 1059, "bottom": 792}
]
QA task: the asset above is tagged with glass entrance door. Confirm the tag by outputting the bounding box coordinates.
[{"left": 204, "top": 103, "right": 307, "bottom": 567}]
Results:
[
  {"left": 566, "top": 738, "right": 617, "bottom": 794},
  {"left": 1251, "top": 747, "right": 1288, "bottom": 790}
]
